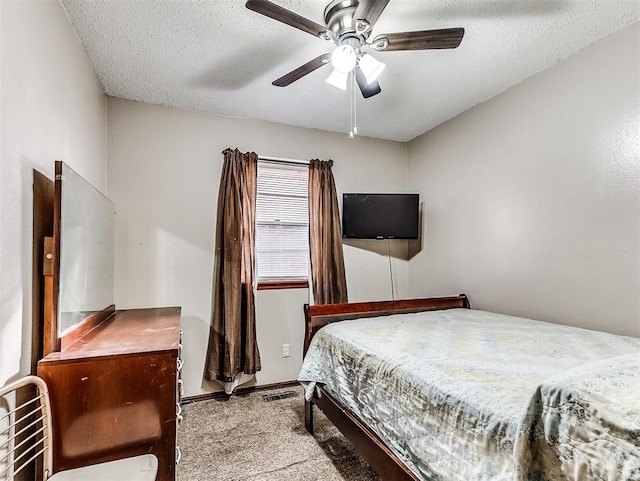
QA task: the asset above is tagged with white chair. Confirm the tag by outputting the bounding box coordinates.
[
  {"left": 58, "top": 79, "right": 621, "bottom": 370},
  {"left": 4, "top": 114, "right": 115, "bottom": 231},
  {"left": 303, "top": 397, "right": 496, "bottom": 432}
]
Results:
[{"left": 0, "top": 375, "right": 157, "bottom": 481}]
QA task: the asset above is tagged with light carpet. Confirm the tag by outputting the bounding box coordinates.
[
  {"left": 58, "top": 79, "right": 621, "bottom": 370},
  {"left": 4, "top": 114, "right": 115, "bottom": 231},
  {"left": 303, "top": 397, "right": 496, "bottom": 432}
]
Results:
[{"left": 177, "top": 386, "right": 379, "bottom": 480}]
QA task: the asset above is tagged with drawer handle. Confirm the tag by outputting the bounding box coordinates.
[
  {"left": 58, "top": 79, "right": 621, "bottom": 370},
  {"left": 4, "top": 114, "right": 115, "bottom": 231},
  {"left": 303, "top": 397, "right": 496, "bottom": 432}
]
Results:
[
  {"left": 179, "top": 328, "right": 183, "bottom": 336},
  {"left": 176, "top": 446, "right": 181, "bottom": 466},
  {"left": 176, "top": 402, "right": 183, "bottom": 421},
  {"left": 178, "top": 379, "right": 184, "bottom": 397},
  {"left": 177, "top": 358, "right": 184, "bottom": 372}
]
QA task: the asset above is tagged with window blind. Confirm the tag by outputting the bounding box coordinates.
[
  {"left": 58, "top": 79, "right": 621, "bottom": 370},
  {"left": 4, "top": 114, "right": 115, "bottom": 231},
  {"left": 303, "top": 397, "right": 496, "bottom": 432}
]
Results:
[{"left": 256, "top": 162, "right": 309, "bottom": 281}]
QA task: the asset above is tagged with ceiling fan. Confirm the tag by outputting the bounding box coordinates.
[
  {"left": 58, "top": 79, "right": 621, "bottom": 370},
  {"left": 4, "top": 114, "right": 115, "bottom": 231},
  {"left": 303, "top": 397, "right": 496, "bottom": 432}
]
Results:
[{"left": 245, "top": 0, "right": 465, "bottom": 99}]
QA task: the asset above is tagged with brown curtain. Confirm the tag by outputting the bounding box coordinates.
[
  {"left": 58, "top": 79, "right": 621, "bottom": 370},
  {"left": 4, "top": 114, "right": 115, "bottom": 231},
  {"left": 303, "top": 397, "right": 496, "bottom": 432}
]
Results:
[
  {"left": 308, "top": 159, "right": 348, "bottom": 305},
  {"left": 205, "top": 148, "right": 261, "bottom": 382}
]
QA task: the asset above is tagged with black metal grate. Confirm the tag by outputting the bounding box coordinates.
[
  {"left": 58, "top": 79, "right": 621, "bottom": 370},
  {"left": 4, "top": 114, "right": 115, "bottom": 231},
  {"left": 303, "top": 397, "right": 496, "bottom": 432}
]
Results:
[{"left": 262, "top": 390, "right": 298, "bottom": 402}]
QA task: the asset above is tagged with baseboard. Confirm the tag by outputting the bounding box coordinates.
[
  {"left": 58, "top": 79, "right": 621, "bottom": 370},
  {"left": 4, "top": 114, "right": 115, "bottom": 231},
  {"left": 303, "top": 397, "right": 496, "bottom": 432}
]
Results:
[{"left": 182, "top": 380, "right": 300, "bottom": 404}]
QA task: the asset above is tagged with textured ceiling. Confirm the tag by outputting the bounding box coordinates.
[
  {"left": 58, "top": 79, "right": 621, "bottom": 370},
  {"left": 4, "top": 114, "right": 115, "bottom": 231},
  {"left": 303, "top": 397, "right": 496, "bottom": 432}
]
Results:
[{"left": 61, "top": 1, "right": 639, "bottom": 142}]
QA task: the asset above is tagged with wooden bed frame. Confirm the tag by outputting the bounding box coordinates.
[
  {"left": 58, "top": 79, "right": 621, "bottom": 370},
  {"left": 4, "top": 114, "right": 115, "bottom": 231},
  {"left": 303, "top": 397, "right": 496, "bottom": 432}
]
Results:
[{"left": 303, "top": 294, "right": 471, "bottom": 481}]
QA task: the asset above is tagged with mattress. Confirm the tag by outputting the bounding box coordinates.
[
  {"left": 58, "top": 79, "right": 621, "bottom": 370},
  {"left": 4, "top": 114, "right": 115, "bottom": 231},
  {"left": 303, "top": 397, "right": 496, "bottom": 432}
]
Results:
[{"left": 298, "top": 308, "right": 640, "bottom": 481}]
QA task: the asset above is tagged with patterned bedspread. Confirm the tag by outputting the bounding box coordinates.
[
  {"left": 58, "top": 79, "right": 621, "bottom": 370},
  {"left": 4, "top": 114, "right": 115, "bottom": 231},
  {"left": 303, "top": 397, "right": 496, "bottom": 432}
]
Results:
[{"left": 298, "top": 308, "right": 640, "bottom": 481}]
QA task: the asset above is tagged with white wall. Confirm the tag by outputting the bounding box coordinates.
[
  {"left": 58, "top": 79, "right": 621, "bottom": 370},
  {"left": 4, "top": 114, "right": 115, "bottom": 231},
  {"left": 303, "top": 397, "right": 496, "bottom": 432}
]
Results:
[
  {"left": 0, "top": 0, "right": 107, "bottom": 386},
  {"left": 106, "top": 98, "right": 408, "bottom": 397},
  {"left": 407, "top": 22, "right": 640, "bottom": 337}
]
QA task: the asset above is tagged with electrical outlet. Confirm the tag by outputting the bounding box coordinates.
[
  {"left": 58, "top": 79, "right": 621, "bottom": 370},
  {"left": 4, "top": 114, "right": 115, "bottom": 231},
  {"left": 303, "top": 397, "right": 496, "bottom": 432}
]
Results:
[{"left": 282, "top": 343, "right": 290, "bottom": 358}]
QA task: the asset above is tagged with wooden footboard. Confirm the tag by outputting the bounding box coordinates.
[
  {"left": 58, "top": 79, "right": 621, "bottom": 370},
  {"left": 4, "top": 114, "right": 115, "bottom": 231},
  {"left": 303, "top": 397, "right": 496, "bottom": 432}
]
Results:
[{"left": 302, "top": 294, "right": 471, "bottom": 481}]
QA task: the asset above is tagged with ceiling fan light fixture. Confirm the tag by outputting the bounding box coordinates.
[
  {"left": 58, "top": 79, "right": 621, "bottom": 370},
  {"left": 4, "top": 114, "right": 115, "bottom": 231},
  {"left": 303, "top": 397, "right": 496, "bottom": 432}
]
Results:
[
  {"left": 358, "top": 53, "right": 385, "bottom": 84},
  {"left": 326, "top": 68, "right": 349, "bottom": 90},
  {"left": 331, "top": 45, "right": 357, "bottom": 73}
]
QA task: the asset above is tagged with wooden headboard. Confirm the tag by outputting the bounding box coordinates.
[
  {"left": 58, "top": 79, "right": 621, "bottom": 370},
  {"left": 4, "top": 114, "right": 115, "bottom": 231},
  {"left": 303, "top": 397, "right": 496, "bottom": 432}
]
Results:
[{"left": 303, "top": 294, "right": 470, "bottom": 355}]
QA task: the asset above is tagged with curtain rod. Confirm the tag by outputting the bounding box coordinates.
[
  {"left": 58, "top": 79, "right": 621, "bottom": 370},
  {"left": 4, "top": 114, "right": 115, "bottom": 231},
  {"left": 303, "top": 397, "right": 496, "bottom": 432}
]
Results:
[
  {"left": 259, "top": 156, "right": 335, "bottom": 167},
  {"left": 259, "top": 156, "right": 309, "bottom": 166}
]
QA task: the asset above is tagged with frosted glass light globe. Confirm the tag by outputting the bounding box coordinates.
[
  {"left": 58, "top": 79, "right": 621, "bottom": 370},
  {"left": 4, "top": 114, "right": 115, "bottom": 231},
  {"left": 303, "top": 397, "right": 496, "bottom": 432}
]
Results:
[
  {"left": 331, "top": 45, "right": 357, "bottom": 73},
  {"left": 359, "top": 53, "right": 385, "bottom": 84},
  {"left": 326, "top": 69, "right": 349, "bottom": 90}
]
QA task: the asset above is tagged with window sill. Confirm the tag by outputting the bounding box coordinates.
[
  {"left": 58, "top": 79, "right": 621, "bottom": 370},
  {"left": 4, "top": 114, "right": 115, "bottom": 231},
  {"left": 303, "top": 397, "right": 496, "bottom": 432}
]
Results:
[{"left": 257, "top": 280, "right": 309, "bottom": 291}]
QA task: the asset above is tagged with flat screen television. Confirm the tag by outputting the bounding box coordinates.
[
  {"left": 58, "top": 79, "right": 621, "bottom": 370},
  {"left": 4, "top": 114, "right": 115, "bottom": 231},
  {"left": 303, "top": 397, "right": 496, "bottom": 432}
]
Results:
[{"left": 342, "top": 193, "right": 419, "bottom": 239}]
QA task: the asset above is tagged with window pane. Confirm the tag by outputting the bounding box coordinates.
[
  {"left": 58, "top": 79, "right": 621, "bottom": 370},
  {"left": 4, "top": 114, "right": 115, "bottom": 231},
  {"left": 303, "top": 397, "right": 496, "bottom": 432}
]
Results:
[
  {"left": 256, "top": 194, "right": 307, "bottom": 224},
  {"left": 256, "top": 162, "right": 309, "bottom": 282},
  {"left": 257, "top": 165, "right": 308, "bottom": 197}
]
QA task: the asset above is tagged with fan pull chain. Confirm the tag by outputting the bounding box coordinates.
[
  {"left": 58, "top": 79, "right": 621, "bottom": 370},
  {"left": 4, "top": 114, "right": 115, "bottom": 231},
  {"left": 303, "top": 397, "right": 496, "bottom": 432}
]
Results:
[
  {"left": 353, "top": 71, "right": 358, "bottom": 136},
  {"left": 349, "top": 71, "right": 357, "bottom": 139},
  {"left": 349, "top": 71, "right": 354, "bottom": 139}
]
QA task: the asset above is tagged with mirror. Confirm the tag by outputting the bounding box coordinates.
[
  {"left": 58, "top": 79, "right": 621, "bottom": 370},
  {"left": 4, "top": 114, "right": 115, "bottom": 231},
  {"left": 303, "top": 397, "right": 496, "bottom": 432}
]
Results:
[{"left": 52, "top": 161, "right": 115, "bottom": 346}]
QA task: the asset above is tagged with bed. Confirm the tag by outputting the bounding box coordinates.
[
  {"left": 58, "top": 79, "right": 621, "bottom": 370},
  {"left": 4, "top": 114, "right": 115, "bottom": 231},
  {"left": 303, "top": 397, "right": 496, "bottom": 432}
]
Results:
[{"left": 298, "top": 295, "right": 640, "bottom": 481}]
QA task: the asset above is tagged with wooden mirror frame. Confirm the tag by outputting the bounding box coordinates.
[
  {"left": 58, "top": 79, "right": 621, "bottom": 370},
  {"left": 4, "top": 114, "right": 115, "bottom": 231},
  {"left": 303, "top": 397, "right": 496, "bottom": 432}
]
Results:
[{"left": 43, "top": 161, "right": 115, "bottom": 355}]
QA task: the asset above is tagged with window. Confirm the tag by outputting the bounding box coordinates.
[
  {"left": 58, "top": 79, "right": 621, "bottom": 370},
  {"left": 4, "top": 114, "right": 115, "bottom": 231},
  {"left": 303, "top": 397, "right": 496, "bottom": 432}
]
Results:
[{"left": 256, "top": 161, "right": 309, "bottom": 289}]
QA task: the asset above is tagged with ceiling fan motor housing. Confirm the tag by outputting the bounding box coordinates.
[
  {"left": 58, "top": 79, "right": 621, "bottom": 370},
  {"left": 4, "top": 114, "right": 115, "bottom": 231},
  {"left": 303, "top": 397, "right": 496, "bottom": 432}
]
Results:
[{"left": 324, "top": 0, "right": 370, "bottom": 45}]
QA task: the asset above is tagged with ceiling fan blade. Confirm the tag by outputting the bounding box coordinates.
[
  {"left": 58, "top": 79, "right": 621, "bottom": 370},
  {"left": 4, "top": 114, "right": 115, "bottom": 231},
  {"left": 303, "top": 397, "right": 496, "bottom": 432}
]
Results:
[
  {"left": 246, "top": 0, "right": 328, "bottom": 38},
  {"left": 272, "top": 53, "right": 331, "bottom": 87},
  {"left": 373, "top": 28, "right": 465, "bottom": 51},
  {"left": 355, "top": 67, "right": 381, "bottom": 98},
  {"left": 353, "top": 0, "right": 391, "bottom": 30}
]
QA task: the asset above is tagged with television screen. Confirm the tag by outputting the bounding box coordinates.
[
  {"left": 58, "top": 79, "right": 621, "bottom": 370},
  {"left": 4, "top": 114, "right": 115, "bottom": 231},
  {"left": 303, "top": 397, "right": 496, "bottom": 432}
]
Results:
[{"left": 342, "top": 193, "right": 419, "bottom": 239}]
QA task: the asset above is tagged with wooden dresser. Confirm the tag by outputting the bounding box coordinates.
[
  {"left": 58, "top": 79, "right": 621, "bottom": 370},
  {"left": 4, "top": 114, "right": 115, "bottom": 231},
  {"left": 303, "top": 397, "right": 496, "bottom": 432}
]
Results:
[{"left": 38, "top": 307, "right": 182, "bottom": 481}]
